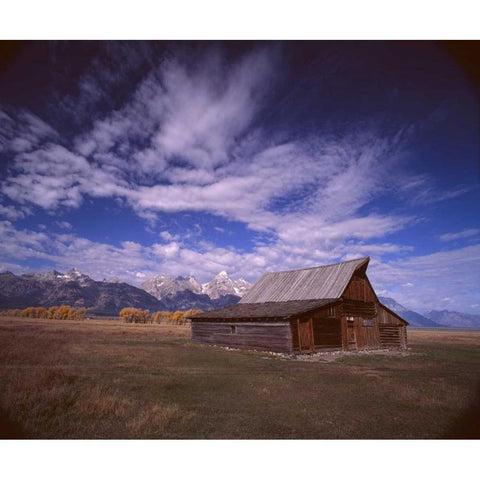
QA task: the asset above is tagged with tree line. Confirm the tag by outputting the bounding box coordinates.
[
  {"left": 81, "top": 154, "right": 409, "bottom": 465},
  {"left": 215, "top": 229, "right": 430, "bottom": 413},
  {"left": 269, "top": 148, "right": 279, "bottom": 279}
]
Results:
[
  {"left": 119, "top": 308, "right": 203, "bottom": 324},
  {"left": 0, "top": 306, "right": 202, "bottom": 324},
  {"left": 1, "top": 306, "right": 87, "bottom": 320}
]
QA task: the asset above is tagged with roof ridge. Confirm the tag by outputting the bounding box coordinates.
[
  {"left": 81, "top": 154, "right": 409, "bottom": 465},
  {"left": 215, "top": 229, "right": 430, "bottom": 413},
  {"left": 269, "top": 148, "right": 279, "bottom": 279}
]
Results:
[
  {"left": 262, "top": 256, "right": 369, "bottom": 276},
  {"left": 240, "top": 297, "right": 339, "bottom": 305}
]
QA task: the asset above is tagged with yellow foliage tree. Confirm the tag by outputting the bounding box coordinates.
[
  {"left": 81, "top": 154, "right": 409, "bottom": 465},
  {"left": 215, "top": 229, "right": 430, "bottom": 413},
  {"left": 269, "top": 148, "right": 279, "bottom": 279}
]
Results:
[
  {"left": 183, "top": 309, "right": 202, "bottom": 325},
  {"left": 74, "top": 308, "right": 86, "bottom": 320},
  {"left": 34, "top": 307, "right": 48, "bottom": 319},
  {"left": 53, "top": 305, "right": 72, "bottom": 320},
  {"left": 120, "top": 308, "right": 150, "bottom": 323},
  {"left": 152, "top": 311, "right": 171, "bottom": 324}
]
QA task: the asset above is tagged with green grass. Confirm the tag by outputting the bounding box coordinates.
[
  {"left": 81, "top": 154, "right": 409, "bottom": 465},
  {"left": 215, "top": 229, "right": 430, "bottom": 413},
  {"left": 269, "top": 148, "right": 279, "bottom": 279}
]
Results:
[{"left": 0, "top": 317, "right": 479, "bottom": 439}]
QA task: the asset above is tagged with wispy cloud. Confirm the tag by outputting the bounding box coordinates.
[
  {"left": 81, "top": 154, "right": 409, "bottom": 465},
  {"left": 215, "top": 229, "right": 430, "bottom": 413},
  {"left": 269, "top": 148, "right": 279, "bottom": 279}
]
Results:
[
  {"left": 1, "top": 45, "right": 418, "bottom": 238},
  {"left": 439, "top": 228, "right": 479, "bottom": 242},
  {"left": 0, "top": 110, "right": 59, "bottom": 155},
  {"left": 370, "top": 245, "right": 480, "bottom": 312},
  {"left": 0, "top": 204, "right": 31, "bottom": 221},
  {"left": 54, "top": 221, "right": 73, "bottom": 230}
]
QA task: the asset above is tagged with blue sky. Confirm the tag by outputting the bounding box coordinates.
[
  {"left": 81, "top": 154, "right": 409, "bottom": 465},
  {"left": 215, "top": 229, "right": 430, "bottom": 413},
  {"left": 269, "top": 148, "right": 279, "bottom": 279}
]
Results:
[{"left": 0, "top": 41, "right": 479, "bottom": 313}]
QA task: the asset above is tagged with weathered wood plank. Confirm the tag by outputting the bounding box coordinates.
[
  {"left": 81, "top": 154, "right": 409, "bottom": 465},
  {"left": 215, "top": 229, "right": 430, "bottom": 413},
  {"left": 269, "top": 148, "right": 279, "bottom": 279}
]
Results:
[{"left": 191, "top": 321, "right": 293, "bottom": 353}]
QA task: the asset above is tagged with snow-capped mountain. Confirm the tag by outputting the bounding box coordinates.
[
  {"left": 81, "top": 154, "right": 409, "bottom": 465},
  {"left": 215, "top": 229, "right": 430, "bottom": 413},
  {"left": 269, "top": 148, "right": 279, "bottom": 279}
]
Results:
[
  {"left": 141, "top": 274, "right": 202, "bottom": 299},
  {"left": 141, "top": 271, "right": 251, "bottom": 301},
  {"left": 24, "top": 267, "right": 93, "bottom": 286},
  {"left": 201, "top": 271, "right": 251, "bottom": 299}
]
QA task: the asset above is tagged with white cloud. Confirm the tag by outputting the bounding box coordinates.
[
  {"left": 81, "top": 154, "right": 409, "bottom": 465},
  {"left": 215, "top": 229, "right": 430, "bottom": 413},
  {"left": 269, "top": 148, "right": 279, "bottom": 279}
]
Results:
[
  {"left": 55, "top": 221, "right": 73, "bottom": 230},
  {"left": 439, "top": 228, "right": 479, "bottom": 242},
  {"left": 0, "top": 204, "right": 29, "bottom": 221},
  {"left": 1, "top": 45, "right": 460, "bottom": 240},
  {"left": 0, "top": 110, "right": 58, "bottom": 155},
  {"left": 2, "top": 144, "right": 90, "bottom": 209}
]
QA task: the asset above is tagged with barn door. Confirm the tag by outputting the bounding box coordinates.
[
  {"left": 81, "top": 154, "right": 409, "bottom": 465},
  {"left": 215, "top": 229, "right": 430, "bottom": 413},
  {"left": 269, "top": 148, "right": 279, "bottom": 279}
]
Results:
[
  {"left": 347, "top": 320, "right": 357, "bottom": 351},
  {"left": 298, "top": 318, "right": 314, "bottom": 353}
]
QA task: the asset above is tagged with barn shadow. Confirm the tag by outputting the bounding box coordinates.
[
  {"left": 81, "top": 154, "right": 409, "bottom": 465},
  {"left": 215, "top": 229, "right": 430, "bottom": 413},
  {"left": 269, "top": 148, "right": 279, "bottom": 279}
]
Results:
[
  {"left": 0, "top": 408, "right": 26, "bottom": 439},
  {"left": 443, "top": 384, "right": 480, "bottom": 439}
]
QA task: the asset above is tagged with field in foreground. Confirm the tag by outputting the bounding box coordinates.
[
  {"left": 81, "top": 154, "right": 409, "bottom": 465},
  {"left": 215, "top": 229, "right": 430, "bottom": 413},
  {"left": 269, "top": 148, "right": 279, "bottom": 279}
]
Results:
[{"left": 0, "top": 316, "right": 479, "bottom": 439}]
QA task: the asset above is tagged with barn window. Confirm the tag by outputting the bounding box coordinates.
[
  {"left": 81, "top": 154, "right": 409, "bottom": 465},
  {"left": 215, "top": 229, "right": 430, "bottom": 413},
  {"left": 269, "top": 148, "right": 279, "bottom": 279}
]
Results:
[
  {"left": 363, "top": 318, "right": 374, "bottom": 327},
  {"left": 327, "top": 307, "right": 336, "bottom": 317},
  {"left": 230, "top": 325, "right": 237, "bottom": 334}
]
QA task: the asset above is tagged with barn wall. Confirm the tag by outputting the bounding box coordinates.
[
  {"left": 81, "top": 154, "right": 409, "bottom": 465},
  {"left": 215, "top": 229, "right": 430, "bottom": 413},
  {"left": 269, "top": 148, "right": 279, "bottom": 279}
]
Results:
[
  {"left": 291, "top": 319, "right": 299, "bottom": 352},
  {"left": 291, "top": 306, "right": 343, "bottom": 353},
  {"left": 312, "top": 317, "right": 342, "bottom": 349},
  {"left": 345, "top": 316, "right": 380, "bottom": 350},
  {"left": 376, "top": 304, "right": 407, "bottom": 349},
  {"left": 191, "top": 321, "right": 293, "bottom": 353},
  {"left": 377, "top": 304, "right": 404, "bottom": 324}
]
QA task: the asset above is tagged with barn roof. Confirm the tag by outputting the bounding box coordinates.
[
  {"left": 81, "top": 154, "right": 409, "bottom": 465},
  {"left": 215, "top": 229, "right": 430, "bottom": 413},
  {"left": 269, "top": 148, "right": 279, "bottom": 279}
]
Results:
[
  {"left": 240, "top": 257, "right": 370, "bottom": 304},
  {"left": 190, "top": 298, "right": 339, "bottom": 320}
]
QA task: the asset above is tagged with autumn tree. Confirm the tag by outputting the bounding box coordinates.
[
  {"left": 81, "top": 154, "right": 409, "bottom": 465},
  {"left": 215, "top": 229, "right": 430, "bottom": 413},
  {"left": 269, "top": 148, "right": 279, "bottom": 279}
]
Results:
[
  {"left": 120, "top": 308, "right": 150, "bottom": 323},
  {"left": 74, "top": 308, "right": 86, "bottom": 320},
  {"left": 152, "top": 311, "right": 171, "bottom": 324}
]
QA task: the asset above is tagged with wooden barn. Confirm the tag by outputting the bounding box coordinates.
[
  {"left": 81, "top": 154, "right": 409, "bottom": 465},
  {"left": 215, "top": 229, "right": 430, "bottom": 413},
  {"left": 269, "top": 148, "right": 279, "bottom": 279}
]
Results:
[{"left": 189, "top": 257, "right": 408, "bottom": 354}]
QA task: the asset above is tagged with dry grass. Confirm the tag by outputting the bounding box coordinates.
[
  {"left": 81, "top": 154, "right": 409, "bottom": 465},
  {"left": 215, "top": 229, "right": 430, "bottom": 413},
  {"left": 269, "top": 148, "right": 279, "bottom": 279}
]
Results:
[
  {"left": 408, "top": 328, "right": 480, "bottom": 345},
  {"left": 127, "top": 404, "right": 183, "bottom": 436},
  {"left": 75, "top": 385, "right": 135, "bottom": 418},
  {"left": 0, "top": 316, "right": 478, "bottom": 439}
]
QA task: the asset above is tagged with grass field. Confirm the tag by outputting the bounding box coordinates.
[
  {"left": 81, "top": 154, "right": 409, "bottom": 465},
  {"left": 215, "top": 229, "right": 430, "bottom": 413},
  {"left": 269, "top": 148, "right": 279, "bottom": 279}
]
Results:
[{"left": 0, "top": 316, "right": 479, "bottom": 439}]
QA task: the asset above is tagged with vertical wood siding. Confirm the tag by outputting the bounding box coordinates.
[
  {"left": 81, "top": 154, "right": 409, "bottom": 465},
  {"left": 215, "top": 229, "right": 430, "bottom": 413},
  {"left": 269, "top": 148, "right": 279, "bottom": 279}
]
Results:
[
  {"left": 343, "top": 274, "right": 376, "bottom": 302},
  {"left": 290, "top": 307, "right": 343, "bottom": 353},
  {"left": 349, "top": 316, "right": 380, "bottom": 349}
]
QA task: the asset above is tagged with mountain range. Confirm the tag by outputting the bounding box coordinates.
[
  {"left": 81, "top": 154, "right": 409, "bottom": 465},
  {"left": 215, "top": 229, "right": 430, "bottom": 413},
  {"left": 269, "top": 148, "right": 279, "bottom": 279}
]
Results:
[
  {"left": 423, "top": 309, "right": 480, "bottom": 329},
  {"left": 0, "top": 268, "right": 479, "bottom": 328},
  {"left": 0, "top": 268, "right": 164, "bottom": 315},
  {"left": 378, "top": 296, "right": 480, "bottom": 328},
  {"left": 0, "top": 268, "right": 250, "bottom": 315},
  {"left": 141, "top": 270, "right": 251, "bottom": 300}
]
